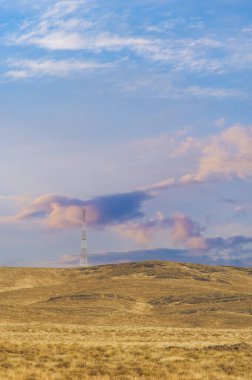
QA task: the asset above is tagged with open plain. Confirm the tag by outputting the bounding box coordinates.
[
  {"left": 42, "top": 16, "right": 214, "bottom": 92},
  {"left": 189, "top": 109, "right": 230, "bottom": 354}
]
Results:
[{"left": 0, "top": 261, "right": 252, "bottom": 379}]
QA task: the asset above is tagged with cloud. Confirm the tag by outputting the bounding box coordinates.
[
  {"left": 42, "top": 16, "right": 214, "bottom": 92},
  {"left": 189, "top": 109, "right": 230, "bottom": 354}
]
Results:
[
  {"left": 111, "top": 211, "right": 171, "bottom": 245},
  {"left": 110, "top": 210, "right": 208, "bottom": 252},
  {"left": 89, "top": 191, "right": 151, "bottom": 225},
  {"left": 111, "top": 211, "right": 209, "bottom": 250},
  {"left": 1, "top": 189, "right": 251, "bottom": 263},
  {"left": 142, "top": 125, "right": 252, "bottom": 193},
  {"left": 194, "top": 125, "right": 252, "bottom": 181},
  {"left": 207, "top": 235, "right": 252, "bottom": 250},
  {"left": 4, "top": 0, "right": 252, "bottom": 79},
  {"left": 0, "top": 124, "right": 251, "bottom": 260},
  {"left": 42, "top": 0, "right": 87, "bottom": 19},
  {"left": 6, "top": 18, "right": 225, "bottom": 73},
  {"left": 180, "top": 86, "right": 244, "bottom": 99},
  {"left": 25, "top": 31, "right": 151, "bottom": 53},
  {"left": 234, "top": 206, "right": 247, "bottom": 217},
  {"left": 56, "top": 248, "right": 187, "bottom": 267},
  {"left": 0, "top": 190, "right": 211, "bottom": 251},
  {"left": 54, "top": 248, "right": 188, "bottom": 267},
  {"left": 0, "top": 194, "right": 31, "bottom": 205},
  {"left": 120, "top": 73, "right": 244, "bottom": 100},
  {"left": 169, "top": 136, "right": 201, "bottom": 158},
  {"left": 6, "top": 1, "right": 153, "bottom": 55},
  {"left": 6, "top": 58, "right": 109, "bottom": 79},
  {"left": 169, "top": 213, "right": 252, "bottom": 258},
  {"left": 55, "top": 245, "right": 252, "bottom": 268},
  {"left": 0, "top": 191, "right": 151, "bottom": 229},
  {"left": 140, "top": 174, "right": 202, "bottom": 195},
  {"left": 140, "top": 178, "right": 177, "bottom": 194},
  {"left": 214, "top": 117, "right": 226, "bottom": 128},
  {"left": 205, "top": 235, "right": 252, "bottom": 262},
  {"left": 170, "top": 213, "right": 208, "bottom": 250}
]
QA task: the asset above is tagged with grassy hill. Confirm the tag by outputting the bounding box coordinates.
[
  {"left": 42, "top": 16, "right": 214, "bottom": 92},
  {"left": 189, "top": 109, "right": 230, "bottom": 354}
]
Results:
[
  {"left": 1, "top": 261, "right": 252, "bottom": 379},
  {"left": 1, "top": 260, "right": 252, "bottom": 328}
]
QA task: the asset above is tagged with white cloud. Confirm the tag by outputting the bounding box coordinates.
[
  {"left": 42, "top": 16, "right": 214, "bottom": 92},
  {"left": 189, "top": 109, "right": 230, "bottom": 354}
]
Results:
[
  {"left": 6, "top": 58, "right": 110, "bottom": 79},
  {"left": 119, "top": 73, "right": 245, "bottom": 100},
  {"left": 213, "top": 117, "right": 226, "bottom": 128},
  {"left": 4, "top": 0, "right": 252, "bottom": 77},
  {"left": 181, "top": 86, "right": 244, "bottom": 99},
  {"left": 42, "top": 0, "right": 87, "bottom": 19}
]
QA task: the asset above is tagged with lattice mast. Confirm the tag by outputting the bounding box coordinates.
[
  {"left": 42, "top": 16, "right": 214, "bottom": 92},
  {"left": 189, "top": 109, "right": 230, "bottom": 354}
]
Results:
[{"left": 80, "top": 209, "right": 88, "bottom": 266}]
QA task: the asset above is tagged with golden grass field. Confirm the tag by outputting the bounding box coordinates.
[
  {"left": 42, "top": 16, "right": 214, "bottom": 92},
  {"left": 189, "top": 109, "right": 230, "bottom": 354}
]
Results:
[{"left": 0, "top": 261, "right": 252, "bottom": 379}]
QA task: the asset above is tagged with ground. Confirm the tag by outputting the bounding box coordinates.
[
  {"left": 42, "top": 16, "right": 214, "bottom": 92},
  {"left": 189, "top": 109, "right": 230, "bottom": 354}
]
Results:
[{"left": 0, "top": 261, "right": 252, "bottom": 379}]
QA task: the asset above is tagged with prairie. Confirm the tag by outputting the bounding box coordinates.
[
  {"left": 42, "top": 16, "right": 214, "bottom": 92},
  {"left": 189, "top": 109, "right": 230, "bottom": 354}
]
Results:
[{"left": 0, "top": 261, "right": 252, "bottom": 379}]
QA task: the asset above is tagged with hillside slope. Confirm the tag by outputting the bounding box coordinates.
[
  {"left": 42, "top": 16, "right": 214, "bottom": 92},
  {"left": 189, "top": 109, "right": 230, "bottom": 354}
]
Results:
[{"left": 1, "top": 261, "right": 252, "bottom": 328}]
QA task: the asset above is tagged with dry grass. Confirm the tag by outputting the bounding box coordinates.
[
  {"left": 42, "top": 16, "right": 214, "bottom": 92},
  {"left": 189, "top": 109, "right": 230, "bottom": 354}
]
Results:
[
  {"left": 1, "top": 261, "right": 252, "bottom": 328},
  {"left": 0, "top": 261, "right": 252, "bottom": 379},
  {"left": 0, "top": 323, "right": 252, "bottom": 380}
]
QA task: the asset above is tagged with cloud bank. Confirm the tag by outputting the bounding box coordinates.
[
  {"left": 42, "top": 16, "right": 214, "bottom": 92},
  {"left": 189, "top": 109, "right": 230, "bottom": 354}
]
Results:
[
  {"left": 56, "top": 246, "right": 252, "bottom": 268},
  {"left": 0, "top": 191, "right": 151, "bottom": 229},
  {"left": 0, "top": 124, "right": 251, "bottom": 263}
]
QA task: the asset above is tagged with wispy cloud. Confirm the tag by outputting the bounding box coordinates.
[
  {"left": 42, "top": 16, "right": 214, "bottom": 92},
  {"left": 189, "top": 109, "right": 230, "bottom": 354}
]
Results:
[
  {"left": 0, "top": 194, "right": 31, "bottom": 204},
  {"left": 4, "top": 0, "right": 252, "bottom": 80},
  {"left": 180, "top": 86, "right": 245, "bottom": 99},
  {"left": 5, "top": 15, "right": 225, "bottom": 72},
  {"left": 6, "top": 58, "right": 109, "bottom": 79},
  {"left": 119, "top": 73, "right": 246, "bottom": 100}
]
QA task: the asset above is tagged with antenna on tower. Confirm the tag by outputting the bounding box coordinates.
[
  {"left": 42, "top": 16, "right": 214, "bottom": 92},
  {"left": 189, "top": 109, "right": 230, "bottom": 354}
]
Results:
[{"left": 80, "top": 209, "right": 88, "bottom": 267}]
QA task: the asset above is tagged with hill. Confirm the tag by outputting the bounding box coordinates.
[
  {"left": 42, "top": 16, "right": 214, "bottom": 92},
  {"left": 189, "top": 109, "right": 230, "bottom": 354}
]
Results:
[
  {"left": 1, "top": 261, "right": 252, "bottom": 379},
  {"left": 1, "top": 260, "right": 252, "bottom": 328}
]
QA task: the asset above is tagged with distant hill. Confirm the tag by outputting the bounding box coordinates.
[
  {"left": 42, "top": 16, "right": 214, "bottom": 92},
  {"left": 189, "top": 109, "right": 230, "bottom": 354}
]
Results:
[{"left": 1, "top": 261, "right": 252, "bottom": 328}]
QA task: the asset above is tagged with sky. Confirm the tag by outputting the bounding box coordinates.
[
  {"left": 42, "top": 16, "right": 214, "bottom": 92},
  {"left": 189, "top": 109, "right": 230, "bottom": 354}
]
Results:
[{"left": 0, "top": 0, "right": 252, "bottom": 267}]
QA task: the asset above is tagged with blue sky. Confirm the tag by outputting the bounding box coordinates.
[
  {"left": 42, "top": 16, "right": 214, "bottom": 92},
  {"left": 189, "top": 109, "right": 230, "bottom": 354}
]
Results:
[{"left": 0, "top": 0, "right": 252, "bottom": 267}]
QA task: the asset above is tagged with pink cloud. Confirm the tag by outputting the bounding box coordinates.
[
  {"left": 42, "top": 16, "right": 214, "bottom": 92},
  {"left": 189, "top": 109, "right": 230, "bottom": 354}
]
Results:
[
  {"left": 195, "top": 125, "right": 252, "bottom": 181},
  {"left": 110, "top": 211, "right": 209, "bottom": 251},
  {"left": 141, "top": 125, "right": 252, "bottom": 194},
  {"left": 169, "top": 136, "right": 201, "bottom": 158},
  {"left": 111, "top": 212, "right": 170, "bottom": 245},
  {"left": 170, "top": 212, "right": 209, "bottom": 250},
  {"left": 234, "top": 206, "right": 247, "bottom": 216},
  {"left": 0, "top": 190, "right": 150, "bottom": 230}
]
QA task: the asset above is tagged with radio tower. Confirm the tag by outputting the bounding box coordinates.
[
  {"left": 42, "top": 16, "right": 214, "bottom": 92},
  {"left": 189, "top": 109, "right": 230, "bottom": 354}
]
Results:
[{"left": 80, "top": 209, "right": 88, "bottom": 267}]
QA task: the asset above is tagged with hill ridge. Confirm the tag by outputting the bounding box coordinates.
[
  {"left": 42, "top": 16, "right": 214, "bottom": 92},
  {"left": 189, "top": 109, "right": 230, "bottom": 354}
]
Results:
[{"left": 0, "top": 260, "right": 252, "bottom": 328}]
